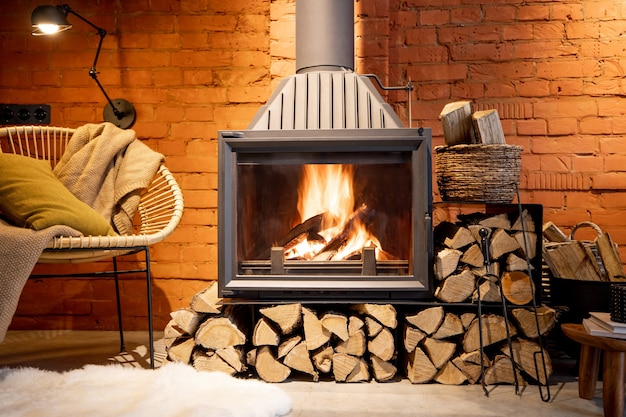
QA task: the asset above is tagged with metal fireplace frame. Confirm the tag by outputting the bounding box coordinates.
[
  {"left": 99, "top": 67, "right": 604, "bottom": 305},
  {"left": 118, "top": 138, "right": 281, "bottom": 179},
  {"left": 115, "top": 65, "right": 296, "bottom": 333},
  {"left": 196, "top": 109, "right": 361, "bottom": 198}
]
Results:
[{"left": 218, "top": 127, "right": 433, "bottom": 300}]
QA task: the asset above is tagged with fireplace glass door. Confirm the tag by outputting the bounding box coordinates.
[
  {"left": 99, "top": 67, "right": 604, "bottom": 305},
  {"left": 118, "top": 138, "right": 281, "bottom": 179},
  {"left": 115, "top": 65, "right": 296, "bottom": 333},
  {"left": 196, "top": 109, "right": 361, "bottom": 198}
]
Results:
[{"left": 218, "top": 128, "right": 432, "bottom": 300}]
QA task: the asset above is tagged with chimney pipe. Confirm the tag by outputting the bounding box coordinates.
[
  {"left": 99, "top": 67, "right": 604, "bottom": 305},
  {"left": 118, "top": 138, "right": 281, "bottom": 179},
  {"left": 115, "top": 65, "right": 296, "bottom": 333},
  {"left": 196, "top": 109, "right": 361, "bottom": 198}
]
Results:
[{"left": 296, "top": 0, "right": 354, "bottom": 74}]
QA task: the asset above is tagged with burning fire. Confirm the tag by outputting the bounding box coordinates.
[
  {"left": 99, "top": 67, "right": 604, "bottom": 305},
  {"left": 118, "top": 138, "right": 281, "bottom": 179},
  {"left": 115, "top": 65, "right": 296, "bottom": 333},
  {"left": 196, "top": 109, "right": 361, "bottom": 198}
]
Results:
[{"left": 282, "top": 164, "right": 388, "bottom": 261}]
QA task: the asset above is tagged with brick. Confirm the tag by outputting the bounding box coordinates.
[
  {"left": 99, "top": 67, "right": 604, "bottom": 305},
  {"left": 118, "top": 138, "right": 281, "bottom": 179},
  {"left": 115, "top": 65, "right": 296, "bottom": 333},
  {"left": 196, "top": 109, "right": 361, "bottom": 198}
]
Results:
[
  {"left": 598, "top": 98, "right": 626, "bottom": 117},
  {"left": 451, "top": 81, "right": 485, "bottom": 98},
  {"left": 502, "top": 23, "right": 534, "bottom": 41},
  {"left": 590, "top": 210, "right": 626, "bottom": 230},
  {"left": 599, "top": 193, "right": 626, "bottom": 210},
  {"left": 518, "top": 5, "right": 550, "bottom": 21},
  {"left": 418, "top": 84, "right": 451, "bottom": 101},
  {"left": 469, "top": 26, "right": 502, "bottom": 43},
  {"left": 397, "top": 45, "right": 448, "bottom": 64},
  {"left": 451, "top": 7, "right": 481, "bottom": 24},
  {"left": 551, "top": 80, "right": 584, "bottom": 96},
  {"left": 572, "top": 155, "right": 604, "bottom": 173},
  {"left": 419, "top": 9, "right": 450, "bottom": 26},
  {"left": 532, "top": 137, "right": 597, "bottom": 154},
  {"left": 533, "top": 99, "right": 597, "bottom": 119},
  {"left": 564, "top": 191, "right": 602, "bottom": 209},
  {"left": 437, "top": 27, "right": 470, "bottom": 44},
  {"left": 547, "top": 118, "right": 578, "bottom": 136},
  {"left": 152, "top": 70, "right": 183, "bottom": 87},
  {"left": 119, "top": 33, "right": 150, "bottom": 49},
  {"left": 522, "top": 154, "right": 541, "bottom": 171},
  {"left": 515, "top": 42, "right": 578, "bottom": 60},
  {"left": 484, "top": 6, "right": 516, "bottom": 22},
  {"left": 592, "top": 172, "right": 626, "bottom": 190},
  {"left": 484, "top": 82, "right": 517, "bottom": 98},
  {"left": 537, "top": 60, "right": 600, "bottom": 79},
  {"left": 182, "top": 189, "right": 218, "bottom": 208},
  {"left": 177, "top": 15, "right": 238, "bottom": 32},
  {"left": 150, "top": 33, "right": 181, "bottom": 49},
  {"left": 63, "top": 300, "right": 93, "bottom": 316},
  {"left": 540, "top": 154, "right": 571, "bottom": 172},
  {"left": 583, "top": 79, "right": 624, "bottom": 97},
  {"left": 123, "top": 70, "right": 153, "bottom": 86},
  {"left": 605, "top": 155, "right": 626, "bottom": 172},
  {"left": 600, "top": 137, "right": 626, "bottom": 154},
  {"left": 533, "top": 22, "right": 567, "bottom": 40},
  {"left": 542, "top": 208, "right": 592, "bottom": 228},
  {"left": 528, "top": 191, "right": 565, "bottom": 208},
  {"left": 579, "top": 117, "right": 612, "bottom": 135},
  {"left": 408, "top": 64, "right": 467, "bottom": 82},
  {"left": 583, "top": 0, "right": 618, "bottom": 20},
  {"left": 565, "top": 22, "right": 600, "bottom": 40},
  {"left": 518, "top": 80, "right": 550, "bottom": 97},
  {"left": 461, "top": 42, "right": 516, "bottom": 61},
  {"left": 551, "top": 4, "right": 584, "bottom": 21},
  {"left": 517, "top": 119, "right": 547, "bottom": 136}
]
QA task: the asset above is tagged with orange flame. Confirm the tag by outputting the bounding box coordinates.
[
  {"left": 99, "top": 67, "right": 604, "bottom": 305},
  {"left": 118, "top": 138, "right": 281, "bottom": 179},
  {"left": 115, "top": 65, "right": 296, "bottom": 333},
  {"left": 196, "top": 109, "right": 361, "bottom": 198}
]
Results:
[{"left": 284, "top": 164, "right": 387, "bottom": 261}]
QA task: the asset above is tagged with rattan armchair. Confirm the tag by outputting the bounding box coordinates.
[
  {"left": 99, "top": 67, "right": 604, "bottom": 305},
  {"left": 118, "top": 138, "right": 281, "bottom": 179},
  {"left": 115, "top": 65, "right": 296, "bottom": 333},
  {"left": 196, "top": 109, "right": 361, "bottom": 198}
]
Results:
[{"left": 0, "top": 125, "right": 184, "bottom": 368}]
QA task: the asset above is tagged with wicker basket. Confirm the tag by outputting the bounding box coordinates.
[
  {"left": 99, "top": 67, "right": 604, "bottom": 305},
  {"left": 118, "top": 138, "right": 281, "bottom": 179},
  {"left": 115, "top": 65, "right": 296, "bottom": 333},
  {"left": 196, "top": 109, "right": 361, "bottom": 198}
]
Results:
[{"left": 435, "top": 144, "right": 523, "bottom": 203}]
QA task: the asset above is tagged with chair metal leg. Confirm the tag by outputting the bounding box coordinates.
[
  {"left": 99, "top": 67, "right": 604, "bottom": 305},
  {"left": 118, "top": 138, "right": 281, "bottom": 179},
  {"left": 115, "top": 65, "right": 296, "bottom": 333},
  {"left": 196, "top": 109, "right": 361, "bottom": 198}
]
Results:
[
  {"left": 144, "top": 248, "right": 155, "bottom": 369},
  {"left": 112, "top": 257, "right": 125, "bottom": 353}
]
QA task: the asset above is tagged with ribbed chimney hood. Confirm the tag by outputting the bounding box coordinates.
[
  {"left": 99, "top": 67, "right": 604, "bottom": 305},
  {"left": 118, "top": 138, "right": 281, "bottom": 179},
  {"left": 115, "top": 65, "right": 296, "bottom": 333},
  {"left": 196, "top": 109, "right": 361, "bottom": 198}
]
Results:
[{"left": 248, "top": 0, "right": 406, "bottom": 131}]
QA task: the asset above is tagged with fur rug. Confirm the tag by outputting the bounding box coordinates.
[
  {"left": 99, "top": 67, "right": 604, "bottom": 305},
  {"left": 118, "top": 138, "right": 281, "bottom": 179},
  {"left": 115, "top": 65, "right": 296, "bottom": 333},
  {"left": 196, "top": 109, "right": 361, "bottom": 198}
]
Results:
[{"left": 0, "top": 363, "right": 292, "bottom": 417}]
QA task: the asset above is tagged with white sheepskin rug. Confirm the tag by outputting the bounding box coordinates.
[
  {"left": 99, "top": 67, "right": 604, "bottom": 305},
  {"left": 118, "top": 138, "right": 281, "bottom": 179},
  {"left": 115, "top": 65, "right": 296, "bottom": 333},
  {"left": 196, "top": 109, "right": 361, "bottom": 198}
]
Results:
[{"left": 0, "top": 362, "right": 292, "bottom": 417}]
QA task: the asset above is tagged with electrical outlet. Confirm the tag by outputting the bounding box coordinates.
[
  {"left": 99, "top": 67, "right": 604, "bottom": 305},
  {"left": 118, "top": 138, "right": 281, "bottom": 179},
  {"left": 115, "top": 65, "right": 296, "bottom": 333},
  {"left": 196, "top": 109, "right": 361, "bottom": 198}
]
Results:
[{"left": 0, "top": 104, "right": 51, "bottom": 125}]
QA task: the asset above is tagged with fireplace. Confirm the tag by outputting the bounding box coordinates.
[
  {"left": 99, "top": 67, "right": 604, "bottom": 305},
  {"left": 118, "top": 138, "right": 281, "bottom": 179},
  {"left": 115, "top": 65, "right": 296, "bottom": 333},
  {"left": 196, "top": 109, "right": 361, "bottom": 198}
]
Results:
[
  {"left": 217, "top": 0, "right": 433, "bottom": 300},
  {"left": 218, "top": 127, "right": 432, "bottom": 300}
]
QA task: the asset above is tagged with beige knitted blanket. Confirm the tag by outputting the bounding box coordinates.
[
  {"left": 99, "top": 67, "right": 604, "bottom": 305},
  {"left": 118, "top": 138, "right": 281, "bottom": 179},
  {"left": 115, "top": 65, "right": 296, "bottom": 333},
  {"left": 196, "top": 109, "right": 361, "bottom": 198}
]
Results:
[
  {"left": 54, "top": 122, "right": 164, "bottom": 234},
  {"left": 0, "top": 123, "right": 164, "bottom": 342},
  {"left": 0, "top": 220, "right": 81, "bottom": 342}
]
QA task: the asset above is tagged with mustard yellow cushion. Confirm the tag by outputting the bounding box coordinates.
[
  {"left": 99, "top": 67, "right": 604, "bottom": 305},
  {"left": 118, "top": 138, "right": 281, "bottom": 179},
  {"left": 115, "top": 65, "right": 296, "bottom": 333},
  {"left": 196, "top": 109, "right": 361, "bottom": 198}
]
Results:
[{"left": 0, "top": 153, "right": 117, "bottom": 236}]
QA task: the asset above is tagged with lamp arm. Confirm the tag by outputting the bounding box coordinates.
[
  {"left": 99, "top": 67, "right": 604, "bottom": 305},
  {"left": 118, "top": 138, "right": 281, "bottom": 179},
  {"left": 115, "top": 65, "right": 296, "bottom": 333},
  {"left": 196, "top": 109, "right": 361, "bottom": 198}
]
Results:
[{"left": 60, "top": 4, "right": 125, "bottom": 119}]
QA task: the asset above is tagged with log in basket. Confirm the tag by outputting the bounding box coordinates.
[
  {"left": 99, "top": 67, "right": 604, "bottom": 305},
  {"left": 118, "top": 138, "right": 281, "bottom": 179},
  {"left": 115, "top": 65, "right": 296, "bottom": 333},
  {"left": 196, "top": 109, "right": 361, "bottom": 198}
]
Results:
[{"left": 435, "top": 144, "right": 523, "bottom": 204}]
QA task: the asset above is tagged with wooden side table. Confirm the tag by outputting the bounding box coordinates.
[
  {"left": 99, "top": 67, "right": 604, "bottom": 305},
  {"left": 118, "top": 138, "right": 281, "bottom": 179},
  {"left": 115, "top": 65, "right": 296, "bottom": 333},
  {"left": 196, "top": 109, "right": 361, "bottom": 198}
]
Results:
[{"left": 561, "top": 323, "right": 626, "bottom": 417}]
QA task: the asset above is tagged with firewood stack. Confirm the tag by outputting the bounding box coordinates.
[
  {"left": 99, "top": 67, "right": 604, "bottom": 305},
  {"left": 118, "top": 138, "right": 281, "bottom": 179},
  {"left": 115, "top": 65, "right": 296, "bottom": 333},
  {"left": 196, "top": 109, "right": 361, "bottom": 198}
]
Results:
[
  {"left": 163, "top": 284, "right": 250, "bottom": 376},
  {"left": 245, "top": 302, "right": 400, "bottom": 383},
  {"left": 164, "top": 280, "right": 555, "bottom": 386},
  {"left": 421, "top": 208, "right": 555, "bottom": 386},
  {"left": 163, "top": 286, "right": 400, "bottom": 383},
  {"left": 433, "top": 209, "right": 537, "bottom": 305},
  {"left": 543, "top": 221, "right": 626, "bottom": 282},
  {"left": 403, "top": 305, "right": 555, "bottom": 385}
]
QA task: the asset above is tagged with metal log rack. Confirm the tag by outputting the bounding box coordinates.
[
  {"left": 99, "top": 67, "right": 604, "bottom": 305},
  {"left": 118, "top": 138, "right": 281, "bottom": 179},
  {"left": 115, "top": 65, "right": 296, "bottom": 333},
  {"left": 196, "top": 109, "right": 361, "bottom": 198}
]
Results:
[{"left": 436, "top": 186, "right": 551, "bottom": 402}]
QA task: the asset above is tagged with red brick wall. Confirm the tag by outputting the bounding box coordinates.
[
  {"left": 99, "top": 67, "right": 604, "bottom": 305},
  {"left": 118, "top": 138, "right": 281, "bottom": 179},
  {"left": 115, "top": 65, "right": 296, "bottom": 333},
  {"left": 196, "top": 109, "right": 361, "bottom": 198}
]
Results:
[{"left": 1, "top": 0, "right": 625, "bottom": 331}]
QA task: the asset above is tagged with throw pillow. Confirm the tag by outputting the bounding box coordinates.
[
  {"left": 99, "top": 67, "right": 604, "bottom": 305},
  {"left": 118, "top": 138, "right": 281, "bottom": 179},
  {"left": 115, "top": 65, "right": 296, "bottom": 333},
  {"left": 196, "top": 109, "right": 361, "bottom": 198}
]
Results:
[{"left": 0, "top": 153, "right": 117, "bottom": 236}]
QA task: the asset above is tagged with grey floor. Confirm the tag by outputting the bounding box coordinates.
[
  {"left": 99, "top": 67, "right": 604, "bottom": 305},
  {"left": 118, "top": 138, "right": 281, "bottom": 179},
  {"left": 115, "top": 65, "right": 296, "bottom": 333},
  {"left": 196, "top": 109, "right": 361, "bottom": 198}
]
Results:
[{"left": 0, "top": 330, "right": 611, "bottom": 417}]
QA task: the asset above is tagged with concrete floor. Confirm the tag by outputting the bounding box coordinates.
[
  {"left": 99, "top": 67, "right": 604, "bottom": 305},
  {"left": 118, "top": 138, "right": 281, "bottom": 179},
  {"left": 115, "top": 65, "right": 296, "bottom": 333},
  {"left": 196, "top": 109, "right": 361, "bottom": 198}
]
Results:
[{"left": 0, "top": 330, "right": 611, "bottom": 417}]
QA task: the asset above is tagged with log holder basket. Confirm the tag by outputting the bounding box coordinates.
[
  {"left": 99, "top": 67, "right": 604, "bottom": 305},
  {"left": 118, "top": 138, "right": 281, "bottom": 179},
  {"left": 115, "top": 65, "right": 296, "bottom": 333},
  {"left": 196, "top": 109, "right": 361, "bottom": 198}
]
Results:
[{"left": 439, "top": 185, "right": 551, "bottom": 402}]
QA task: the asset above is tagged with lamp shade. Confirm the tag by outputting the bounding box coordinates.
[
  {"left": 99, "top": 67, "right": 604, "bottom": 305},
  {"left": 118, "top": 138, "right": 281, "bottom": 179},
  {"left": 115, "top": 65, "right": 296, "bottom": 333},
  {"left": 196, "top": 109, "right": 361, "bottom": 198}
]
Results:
[{"left": 31, "top": 5, "right": 72, "bottom": 36}]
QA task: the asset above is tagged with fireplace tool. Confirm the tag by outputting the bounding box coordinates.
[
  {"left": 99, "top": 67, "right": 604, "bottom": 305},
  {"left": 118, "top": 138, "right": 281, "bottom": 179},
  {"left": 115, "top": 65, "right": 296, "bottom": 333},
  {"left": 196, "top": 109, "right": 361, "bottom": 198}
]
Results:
[
  {"left": 475, "top": 227, "right": 520, "bottom": 396},
  {"left": 475, "top": 198, "right": 552, "bottom": 402}
]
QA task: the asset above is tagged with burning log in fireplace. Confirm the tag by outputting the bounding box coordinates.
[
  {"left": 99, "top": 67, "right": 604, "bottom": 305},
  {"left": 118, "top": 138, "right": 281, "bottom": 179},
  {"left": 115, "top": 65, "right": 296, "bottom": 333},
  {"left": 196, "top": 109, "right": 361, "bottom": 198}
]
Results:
[
  {"left": 270, "top": 162, "right": 396, "bottom": 264},
  {"left": 277, "top": 204, "right": 394, "bottom": 262}
]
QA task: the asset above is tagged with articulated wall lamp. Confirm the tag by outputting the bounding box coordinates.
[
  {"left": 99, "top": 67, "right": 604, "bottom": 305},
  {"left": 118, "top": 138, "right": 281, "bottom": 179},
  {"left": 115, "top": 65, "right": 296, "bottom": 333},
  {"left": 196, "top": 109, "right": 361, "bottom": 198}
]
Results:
[{"left": 31, "top": 4, "right": 136, "bottom": 129}]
